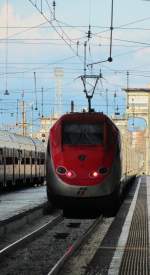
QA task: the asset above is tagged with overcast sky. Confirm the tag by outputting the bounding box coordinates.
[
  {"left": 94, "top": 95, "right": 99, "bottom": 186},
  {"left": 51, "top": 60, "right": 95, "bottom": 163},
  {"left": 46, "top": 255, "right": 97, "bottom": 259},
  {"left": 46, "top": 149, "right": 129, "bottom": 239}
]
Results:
[{"left": 0, "top": 0, "right": 150, "bottom": 132}]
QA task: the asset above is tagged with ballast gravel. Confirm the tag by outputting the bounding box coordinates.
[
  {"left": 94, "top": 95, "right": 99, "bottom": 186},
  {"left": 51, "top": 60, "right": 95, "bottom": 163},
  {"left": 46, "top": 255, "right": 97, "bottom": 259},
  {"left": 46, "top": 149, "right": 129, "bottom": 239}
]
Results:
[{"left": 0, "top": 218, "right": 96, "bottom": 275}]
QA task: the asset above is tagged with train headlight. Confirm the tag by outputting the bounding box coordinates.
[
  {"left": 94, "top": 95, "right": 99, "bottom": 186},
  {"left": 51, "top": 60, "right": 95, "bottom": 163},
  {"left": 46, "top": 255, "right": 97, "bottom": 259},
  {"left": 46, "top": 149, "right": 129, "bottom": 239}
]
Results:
[
  {"left": 92, "top": 171, "right": 99, "bottom": 177},
  {"left": 65, "top": 170, "right": 76, "bottom": 178},
  {"left": 56, "top": 166, "right": 67, "bottom": 174},
  {"left": 89, "top": 171, "right": 99, "bottom": 178},
  {"left": 56, "top": 167, "right": 76, "bottom": 178},
  {"left": 66, "top": 171, "right": 73, "bottom": 177}
]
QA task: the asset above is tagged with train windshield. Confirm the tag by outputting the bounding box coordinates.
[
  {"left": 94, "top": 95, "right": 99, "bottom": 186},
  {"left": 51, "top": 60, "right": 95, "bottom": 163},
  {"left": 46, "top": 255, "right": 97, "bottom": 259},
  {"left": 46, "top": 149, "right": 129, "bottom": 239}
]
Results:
[{"left": 62, "top": 123, "right": 103, "bottom": 145}]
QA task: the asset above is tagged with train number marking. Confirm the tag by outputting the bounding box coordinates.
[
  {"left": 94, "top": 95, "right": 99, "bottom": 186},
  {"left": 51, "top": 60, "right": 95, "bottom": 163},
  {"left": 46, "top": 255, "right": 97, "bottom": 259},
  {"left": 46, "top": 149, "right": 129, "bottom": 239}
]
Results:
[{"left": 77, "top": 187, "right": 87, "bottom": 196}]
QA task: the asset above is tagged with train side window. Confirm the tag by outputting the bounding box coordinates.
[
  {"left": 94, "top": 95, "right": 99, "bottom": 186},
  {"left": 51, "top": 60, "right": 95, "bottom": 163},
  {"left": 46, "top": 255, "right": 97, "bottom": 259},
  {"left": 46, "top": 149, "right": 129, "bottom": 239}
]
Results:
[
  {"left": 32, "top": 158, "right": 35, "bottom": 164},
  {"left": 0, "top": 148, "right": 3, "bottom": 154},
  {"left": 42, "top": 153, "right": 45, "bottom": 159},
  {"left": 6, "top": 157, "right": 9, "bottom": 165},
  {"left": 26, "top": 158, "right": 30, "bottom": 164},
  {"left": 41, "top": 159, "right": 45, "bottom": 164},
  {"left": 21, "top": 158, "right": 25, "bottom": 164},
  {"left": 15, "top": 157, "right": 18, "bottom": 164},
  {"left": 6, "top": 157, "right": 13, "bottom": 165}
]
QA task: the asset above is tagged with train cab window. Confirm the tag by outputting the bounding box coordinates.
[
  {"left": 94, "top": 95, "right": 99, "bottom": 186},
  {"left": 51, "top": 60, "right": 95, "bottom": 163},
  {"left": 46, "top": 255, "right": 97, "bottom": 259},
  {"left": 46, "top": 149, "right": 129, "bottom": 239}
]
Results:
[{"left": 63, "top": 123, "right": 103, "bottom": 145}]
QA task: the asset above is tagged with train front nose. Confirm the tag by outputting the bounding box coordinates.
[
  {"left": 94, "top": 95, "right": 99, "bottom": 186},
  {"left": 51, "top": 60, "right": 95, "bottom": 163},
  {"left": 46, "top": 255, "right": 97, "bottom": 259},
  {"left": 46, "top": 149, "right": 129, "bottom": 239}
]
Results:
[{"left": 48, "top": 113, "right": 117, "bottom": 214}]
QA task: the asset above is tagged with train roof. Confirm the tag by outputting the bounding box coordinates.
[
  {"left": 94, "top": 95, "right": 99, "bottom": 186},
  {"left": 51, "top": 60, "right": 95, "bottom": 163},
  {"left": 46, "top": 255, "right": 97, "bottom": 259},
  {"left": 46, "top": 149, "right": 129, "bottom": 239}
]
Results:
[
  {"left": 55, "top": 112, "right": 113, "bottom": 121},
  {"left": 32, "top": 138, "right": 46, "bottom": 152},
  {"left": 51, "top": 112, "right": 119, "bottom": 132},
  {"left": 0, "top": 130, "right": 45, "bottom": 151}
]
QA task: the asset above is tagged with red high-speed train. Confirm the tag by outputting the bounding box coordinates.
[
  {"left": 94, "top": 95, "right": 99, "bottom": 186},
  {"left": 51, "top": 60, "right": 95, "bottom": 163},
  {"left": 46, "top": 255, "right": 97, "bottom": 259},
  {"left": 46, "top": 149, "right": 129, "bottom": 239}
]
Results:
[{"left": 46, "top": 112, "right": 142, "bottom": 216}]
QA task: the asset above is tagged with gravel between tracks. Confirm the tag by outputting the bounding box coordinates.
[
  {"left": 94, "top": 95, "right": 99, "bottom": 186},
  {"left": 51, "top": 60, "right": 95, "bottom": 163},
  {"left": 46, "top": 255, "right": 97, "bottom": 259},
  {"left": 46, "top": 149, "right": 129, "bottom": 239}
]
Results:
[
  {"left": 0, "top": 218, "right": 97, "bottom": 275},
  {"left": 0, "top": 212, "right": 58, "bottom": 251},
  {"left": 58, "top": 217, "right": 114, "bottom": 275}
]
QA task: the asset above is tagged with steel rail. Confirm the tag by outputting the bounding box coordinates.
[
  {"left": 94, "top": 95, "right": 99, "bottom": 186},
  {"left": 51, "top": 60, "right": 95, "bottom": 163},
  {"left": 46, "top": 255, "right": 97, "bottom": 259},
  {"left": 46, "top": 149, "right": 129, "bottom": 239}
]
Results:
[
  {"left": 0, "top": 212, "right": 63, "bottom": 260},
  {"left": 47, "top": 215, "right": 103, "bottom": 275}
]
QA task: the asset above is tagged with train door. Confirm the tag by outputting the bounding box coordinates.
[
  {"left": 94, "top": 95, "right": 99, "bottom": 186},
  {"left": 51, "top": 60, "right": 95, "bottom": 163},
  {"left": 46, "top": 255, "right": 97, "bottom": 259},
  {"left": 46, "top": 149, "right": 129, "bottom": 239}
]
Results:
[
  {"left": 31, "top": 151, "right": 36, "bottom": 183},
  {"left": 25, "top": 151, "right": 31, "bottom": 183},
  {"left": 35, "top": 151, "right": 39, "bottom": 182},
  {"left": 19, "top": 149, "right": 24, "bottom": 182},
  {"left": 5, "top": 148, "right": 13, "bottom": 186},
  {"left": 3, "top": 147, "right": 6, "bottom": 187},
  {"left": 18, "top": 149, "right": 20, "bottom": 182},
  {"left": 41, "top": 152, "right": 45, "bottom": 183},
  {"left": 28, "top": 151, "right": 32, "bottom": 183},
  {"left": 13, "top": 148, "right": 15, "bottom": 185},
  {"left": 30, "top": 151, "right": 32, "bottom": 183},
  {"left": 14, "top": 149, "right": 19, "bottom": 184},
  {"left": 0, "top": 148, "right": 4, "bottom": 188},
  {"left": 39, "top": 152, "right": 42, "bottom": 181},
  {"left": 23, "top": 150, "right": 25, "bottom": 183},
  {"left": 21, "top": 149, "right": 26, "bottom": 183},
  {"left": 36, "top": 152, "right": 40, "bottom": 183}
]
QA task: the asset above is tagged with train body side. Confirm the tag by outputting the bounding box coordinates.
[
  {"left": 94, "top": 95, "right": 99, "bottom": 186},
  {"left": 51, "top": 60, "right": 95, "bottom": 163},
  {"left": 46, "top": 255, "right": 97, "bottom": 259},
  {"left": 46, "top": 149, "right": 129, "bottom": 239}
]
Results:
[{"left": 0, "top": 131, "right": 46, "bottom": 190}]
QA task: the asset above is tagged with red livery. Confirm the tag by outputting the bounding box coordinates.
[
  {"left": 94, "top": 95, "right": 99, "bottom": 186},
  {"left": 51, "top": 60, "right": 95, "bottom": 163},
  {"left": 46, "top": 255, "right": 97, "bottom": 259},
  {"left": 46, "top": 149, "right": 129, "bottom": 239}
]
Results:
[{"left": 46, "top": 112, "right": 140, "bottom": 217}]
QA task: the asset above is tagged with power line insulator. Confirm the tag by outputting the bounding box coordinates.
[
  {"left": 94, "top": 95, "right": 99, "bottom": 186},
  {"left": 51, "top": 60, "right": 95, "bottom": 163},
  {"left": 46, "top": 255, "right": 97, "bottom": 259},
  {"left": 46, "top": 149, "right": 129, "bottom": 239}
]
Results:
[
  {"left": 53, "top": 1, "right": 56, "bottom": 20},
  {"left": 108, "top": 57, "right": 113, "bottom": 62},
  {"left": 4, "top": 89, "right": 9, "bottom": 96},
  {"left": 87, "top": 24, "right": 92, "bottom": 40}
]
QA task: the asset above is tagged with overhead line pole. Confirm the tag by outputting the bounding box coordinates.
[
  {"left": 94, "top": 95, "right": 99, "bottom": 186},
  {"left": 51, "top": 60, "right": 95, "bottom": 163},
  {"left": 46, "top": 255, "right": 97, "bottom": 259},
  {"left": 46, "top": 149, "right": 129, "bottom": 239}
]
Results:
[
  {"left": 108, "top": 0, "right": 114, "bottom": 62},
  {"left": 87, "top": 0, "right": 114, "bottom": 66}
]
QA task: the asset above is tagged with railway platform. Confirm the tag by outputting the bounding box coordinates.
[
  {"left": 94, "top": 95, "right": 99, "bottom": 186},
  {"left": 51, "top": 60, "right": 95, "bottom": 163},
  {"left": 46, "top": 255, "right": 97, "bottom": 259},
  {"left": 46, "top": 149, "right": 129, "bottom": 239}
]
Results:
[
  {"left": 0, "top": 186, "right": 47, "bottom": 222},
  {"left": 85, "top": 175, "right": 150, "bottom": 275}
]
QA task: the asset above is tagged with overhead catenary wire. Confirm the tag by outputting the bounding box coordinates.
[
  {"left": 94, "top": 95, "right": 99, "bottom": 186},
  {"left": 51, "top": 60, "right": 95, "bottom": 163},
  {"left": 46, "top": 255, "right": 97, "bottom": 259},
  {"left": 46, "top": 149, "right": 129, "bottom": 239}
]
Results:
[
  {"left": 2, "top": 0, "right": 150, "bottom": 130},
  {"left": 28, "top": 0, "right": 83, "bottom": 61}
]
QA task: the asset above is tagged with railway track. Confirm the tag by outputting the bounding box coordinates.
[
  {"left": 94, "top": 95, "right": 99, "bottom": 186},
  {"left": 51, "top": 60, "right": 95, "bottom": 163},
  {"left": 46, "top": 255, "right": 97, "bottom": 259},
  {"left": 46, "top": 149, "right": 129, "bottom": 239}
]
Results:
[
  {"left": 0, "top": 177, "right": 146, "bottom": 275},
  {"left": 0, "top": 202, "right": 50, "bottom": 242},
  {"left": 0, "top": 212, "right": 63, "bottom": 260},
  {"left": 0, "top": 214, "right": 103, "bottom": 275}
]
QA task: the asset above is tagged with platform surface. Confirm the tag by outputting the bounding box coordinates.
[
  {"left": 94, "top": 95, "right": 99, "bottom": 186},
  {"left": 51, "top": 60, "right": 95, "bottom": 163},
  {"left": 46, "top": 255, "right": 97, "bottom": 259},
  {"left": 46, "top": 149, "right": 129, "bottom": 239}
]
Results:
[
  {"left": 84, "top": 176, "right": 150, "bottom": 275},
  {"left": 0, "top": 186, "right": 47, "bottom": 221}
]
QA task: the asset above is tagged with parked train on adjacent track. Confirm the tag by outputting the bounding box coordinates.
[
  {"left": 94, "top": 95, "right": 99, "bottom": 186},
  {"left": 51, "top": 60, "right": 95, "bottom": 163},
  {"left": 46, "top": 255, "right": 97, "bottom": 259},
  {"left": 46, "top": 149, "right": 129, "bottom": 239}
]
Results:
[
  {"left": 46, "top": 112, "right": 143, "bottom": 216},
  {"left": 0, "top": 131, "right": 45, "bottom": 190}
]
